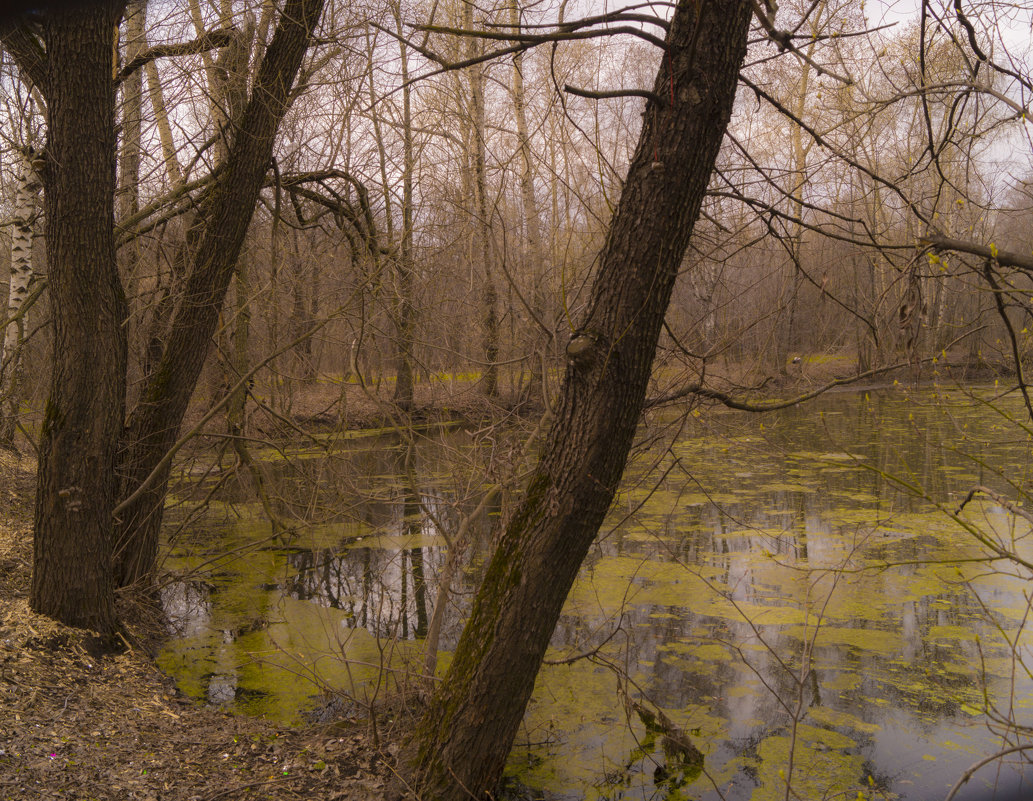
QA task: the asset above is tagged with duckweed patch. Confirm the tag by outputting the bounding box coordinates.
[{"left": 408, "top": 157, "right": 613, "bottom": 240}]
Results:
[{"left": 160, "top": 387, "right": 1033, "bottom": 800}]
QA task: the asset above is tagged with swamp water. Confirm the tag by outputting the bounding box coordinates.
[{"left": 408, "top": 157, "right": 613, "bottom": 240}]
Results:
[{"left": 158, "top": 387, "right": 1033, "bottom": 800}]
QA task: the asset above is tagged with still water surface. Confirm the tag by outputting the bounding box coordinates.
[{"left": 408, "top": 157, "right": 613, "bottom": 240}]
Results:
[{"left": 159, "top": 387, "right": 1033, "bottom": 800}]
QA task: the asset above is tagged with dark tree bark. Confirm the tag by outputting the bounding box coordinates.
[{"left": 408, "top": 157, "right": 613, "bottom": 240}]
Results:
[
  {"left": 113, "top": 0, "right": 325, "bottom": 588},
  {"left": 15, "top": 1, "right": 129, "bottom": 633},
  {"left": 398, "top": 1, "right": 753, "bottom": 798}
]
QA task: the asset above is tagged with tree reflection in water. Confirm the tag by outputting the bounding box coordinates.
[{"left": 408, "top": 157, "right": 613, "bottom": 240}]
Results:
[{"left": 160, "top": 394, "right": 1033, "bottom": 799}]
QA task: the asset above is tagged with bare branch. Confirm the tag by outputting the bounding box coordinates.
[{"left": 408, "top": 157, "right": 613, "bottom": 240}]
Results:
[
  {"left": 922, "top": 233, "right": 1033, "bottom": 273},
  {"left": 371, "top": 11, "right": 671, "bottom": 81},
  {"left": 943, "top": 745, "right": 1033, "bottom": 801},
  {"left": 413, "top": 18, "right": 668, "bottom": 49},
  {"left": 647, "top": 347, "right": 970, "bottom": 411},
  {"left": 956, "top": 486, "right": 1033, "bottom": 527},
  {"left": 563, "top": 84, "right": 662, "bottom": 104},
  {"left": 740, "top": 76, "right": 932, "bottom": 227},
  {"left": 0, "top": 17, "right": 46, "bottom": 93},
  {"left": 116, "top": 26, "right": 236, "bottom": 84},
  {"left": 952, "top": 0, "right": 1033, "bottom": 97}
]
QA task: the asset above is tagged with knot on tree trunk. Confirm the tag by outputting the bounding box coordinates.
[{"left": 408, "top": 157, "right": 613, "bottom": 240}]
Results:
[{"left": 566, "top": 329, "right": 604, "bottom": 369}]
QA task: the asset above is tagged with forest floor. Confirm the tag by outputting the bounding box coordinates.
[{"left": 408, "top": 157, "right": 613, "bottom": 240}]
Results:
[{"left": 0, "top": 450, "right": 398, "bottom": 801}]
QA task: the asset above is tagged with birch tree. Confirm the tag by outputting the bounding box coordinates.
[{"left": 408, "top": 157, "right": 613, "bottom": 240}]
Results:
[{"left": 0, "top": 144, "right": 42, "bottom": 448}]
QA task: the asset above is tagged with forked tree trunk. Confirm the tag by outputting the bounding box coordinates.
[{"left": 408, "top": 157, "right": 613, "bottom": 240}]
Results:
[
  {"left": 28, "top": 1, "right": 129, "bottom": 633},
  {"left": 397, "top": 1, "right": 752, "bottom": 797},
  {"left": 113, "top": 0, "right": 325, "bottom": 589}
]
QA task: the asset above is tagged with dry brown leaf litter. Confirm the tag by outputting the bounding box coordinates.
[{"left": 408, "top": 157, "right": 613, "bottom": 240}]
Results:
[{"left": 0, "top": 451, "right": 396, "bottom": 801}]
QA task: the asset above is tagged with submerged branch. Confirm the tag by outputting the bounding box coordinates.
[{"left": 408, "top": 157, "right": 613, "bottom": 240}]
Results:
[
  {"left": 647, "top": 361, "right": 909, "bottom": 411},
  {"left": 649, "top": 330, "right": 977, "bottom": 412}
]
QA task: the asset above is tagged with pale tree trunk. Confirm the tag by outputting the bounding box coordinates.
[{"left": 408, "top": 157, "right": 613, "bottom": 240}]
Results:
[
  {"left": 397, "top": 1, "right": 752, "bottom": 798},
  {"left": 133, "top": 19, "right": 186, "bottom": 399},
  {"left": 288, "top": 232, "right": 316, "bottom": 381},
  {"left": 113, "top": 0, "right": 325, "bottom": 590},
  {"left": 203, "top": 6, "right": 274, "bottom": 495},
  {"left": 778, "top": 10, "right": 819, "bottom": 372},
  {"left": 690, "top": 258, "right": 721, "bottom": 350},
  {"left": 227, "top": 248, "right": 287, "bottom": 531},
  {"left": 117, "top": 0, "right": 145, "bottom": 231},
  {"left": 193, "top": 0, "right": 253, "bottom": 415},
  {"left": 508, "top": 0, "right": 551, "bottom": 406},
  {"left": 0, "top": 0, "right": 129, "bottom": 634},
  {"left": 547, "top": 111, "right": 567, "bottom": 356},
  {"left": 362, "top": 23, "right": 399, "bottom": 406},
  {"left": 145, "top": 57, "right": 184, "bottom": 188},
  {"left": 0, "top": 147, "right": 43, "bottom": 449},
  {"left": 118, "top": 0, "right": 146, "bottom": 390},
  {"left": 390, "top": 6, "right": 417, "bottom": 410},
  {"left": 227, "top": 255, "right": 251, "bottom": 438},
  {"left": 463, "top": 0, "right": 499, "bottom": 398}
]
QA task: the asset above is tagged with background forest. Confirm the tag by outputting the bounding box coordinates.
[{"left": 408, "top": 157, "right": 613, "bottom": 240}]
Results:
[
  {"left": 3, "top": 0, "right": 1033, "bottom": 799},
  {"left": 3, "top": 0, "right": 1032, "bottom": 443}
]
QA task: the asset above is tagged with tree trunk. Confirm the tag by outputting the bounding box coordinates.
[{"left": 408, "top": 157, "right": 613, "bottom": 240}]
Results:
[
  {"left": 227, "top": 254, "right": 251, "bottom": 438},
  {"left": 0, "top": 147, "right": 43, "bottom": 449},
  {"left": 117, "top": 0, "right": 145, "bottom": 227},
  {"left": 113, "top": 0, "right": 325, "bottom": 589},
  {"left": 690, "top": 258, "right": 720, "bottom": 350},
  {"left": 508, "top": 0, "right": 550, "bottom": 406},
  {"left": 463, "top": 0, "right": 499, "bottom": 399},
  {"left": 390, "top": 7, "right": 417, "bottom": 411},
  {"left": 145, "top": 56, "right": 184, "bottom": 188},
  {"left": 398, "top": 1, "right": 752, "bottom": 798},
  {"left": 118, "top": 0, "right": 146, "bottom": 390},
  {"left": 777, "top": 19, "right": 817, "bottom": 373},
  {"left": 28, "top": 1, "right": 128, "bottom": 633}
]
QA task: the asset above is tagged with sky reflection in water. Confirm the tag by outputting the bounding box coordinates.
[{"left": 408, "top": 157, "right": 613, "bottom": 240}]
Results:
[{"left": 160, "top": 387, "right": 1033, "bottom": 800}]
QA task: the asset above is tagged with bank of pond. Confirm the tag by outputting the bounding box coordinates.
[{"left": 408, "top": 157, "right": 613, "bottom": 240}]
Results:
[{"left": 157, "top": 385, "right": 1033, "bottom": 800}]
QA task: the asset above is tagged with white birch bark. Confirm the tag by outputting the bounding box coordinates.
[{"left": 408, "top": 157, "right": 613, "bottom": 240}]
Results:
[{"left": 1, "top": 147, "right": 43, "bottom": 446}]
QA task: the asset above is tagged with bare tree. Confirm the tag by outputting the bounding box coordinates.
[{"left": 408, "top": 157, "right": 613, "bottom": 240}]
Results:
[
  {"left": 114, "top": 0, "right": 326, "bottom": 589},
  {"left": 396, "top": 0, "right": 753, "bottom": 797},
  {"left": 2, "top": 0, "right": 129, "bottom": 633}
]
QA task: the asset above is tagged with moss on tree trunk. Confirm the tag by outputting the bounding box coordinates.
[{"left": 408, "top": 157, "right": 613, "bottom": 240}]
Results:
[{"left": 398, "top": 1, "right": 754, "bottom": 798}]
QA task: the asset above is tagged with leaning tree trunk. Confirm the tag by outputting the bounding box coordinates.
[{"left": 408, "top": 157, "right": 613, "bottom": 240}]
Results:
[
  {"left": 28, "top": 1, "right": 128, "bottom": 633},
  {"left": 398, "top": 1, "right": 752, "bottom": 798},
  {"left": 113, "top": 0, "right": 325, "bottom": 589}
]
